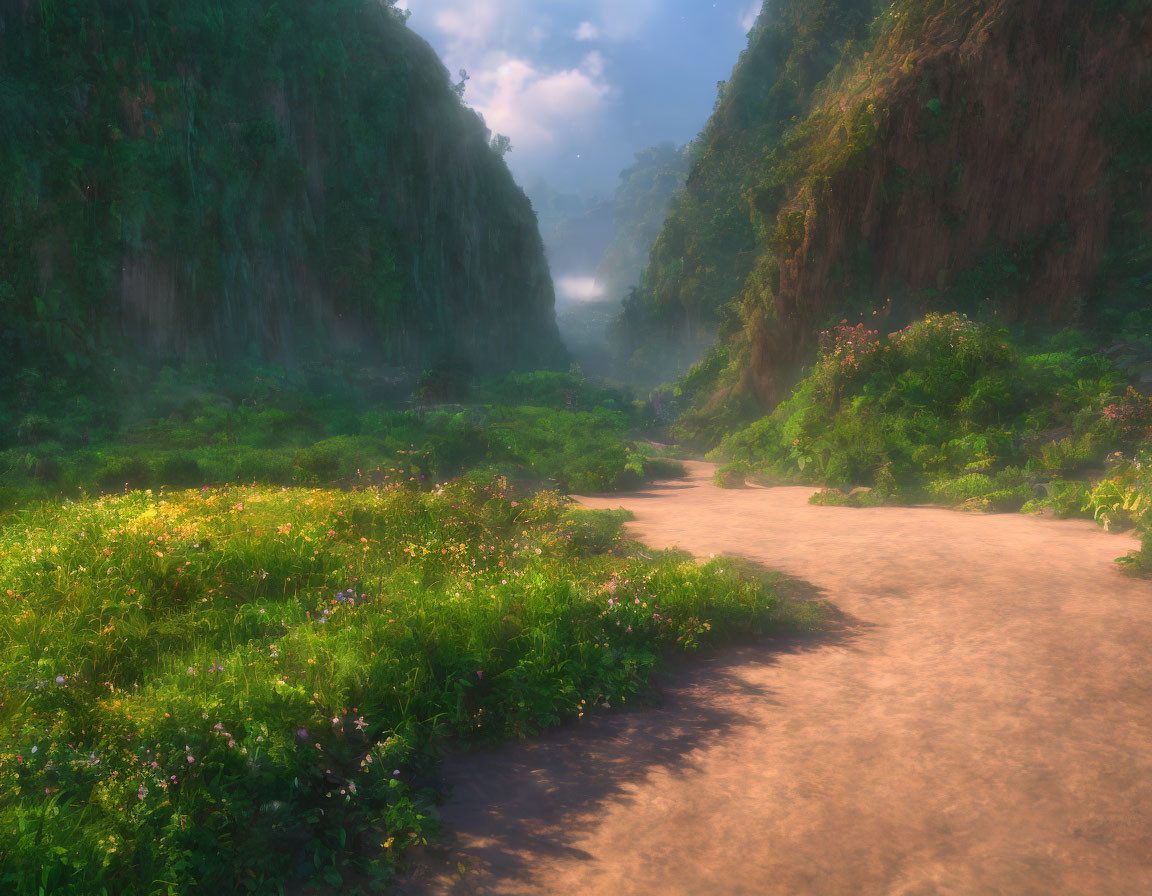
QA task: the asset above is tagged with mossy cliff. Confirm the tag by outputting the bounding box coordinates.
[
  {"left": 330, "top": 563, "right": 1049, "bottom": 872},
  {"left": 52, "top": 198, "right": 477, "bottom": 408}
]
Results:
[
  {"left": 0, "top": 0, "right": 563, "bottom": 380},
  {"left": 616, "top": 0, "right": 1152, "bottom": 404}
]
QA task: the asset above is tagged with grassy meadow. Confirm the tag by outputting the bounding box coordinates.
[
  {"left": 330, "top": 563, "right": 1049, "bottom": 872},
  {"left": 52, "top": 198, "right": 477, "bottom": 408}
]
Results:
[
  {"left": 0, "top": 365, "right": 812, "bottom": 893},
  {"left": 0, "top": 368, "right": 684, "bottom": 513}
]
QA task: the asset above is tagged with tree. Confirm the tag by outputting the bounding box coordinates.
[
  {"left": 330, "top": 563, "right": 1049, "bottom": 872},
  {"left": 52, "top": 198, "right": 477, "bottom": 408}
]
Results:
[
  {"left": 452, "top": 68, "right": 470, "bottom": 98},
  {"left": 490, "top": 133, "right": 513, "bottom": 157}
]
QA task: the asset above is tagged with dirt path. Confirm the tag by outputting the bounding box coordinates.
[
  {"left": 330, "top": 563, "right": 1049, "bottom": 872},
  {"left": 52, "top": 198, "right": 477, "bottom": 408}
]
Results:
[{"left": 401, "top": 462, "right": 1152, "bottom": 895}]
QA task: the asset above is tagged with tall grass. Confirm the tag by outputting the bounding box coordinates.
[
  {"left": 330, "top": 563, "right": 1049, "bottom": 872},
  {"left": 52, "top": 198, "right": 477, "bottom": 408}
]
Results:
[
  {"left": 0, "top": 368, "right": 683, "bottom": 507},
  {"left": 0, "top": 477, "right": 804, "bottom": 892}
]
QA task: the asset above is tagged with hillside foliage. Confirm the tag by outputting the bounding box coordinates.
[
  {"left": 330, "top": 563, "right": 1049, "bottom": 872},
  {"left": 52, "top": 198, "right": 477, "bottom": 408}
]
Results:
[
  {"left": 615, "top": 0, "right": 1152, "bottom": 407},
  {"left": 0, "top": 0, "right": 562, "bottom": 386}
]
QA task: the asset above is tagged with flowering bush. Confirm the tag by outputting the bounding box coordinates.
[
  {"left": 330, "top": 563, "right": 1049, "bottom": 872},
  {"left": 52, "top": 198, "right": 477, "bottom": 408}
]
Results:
[
  {"left": 1101, "top": 387, "right": 1152, "bottom": 439},
  {"left": 713, "top": 315, "right": 1128, "bottom": 511}
]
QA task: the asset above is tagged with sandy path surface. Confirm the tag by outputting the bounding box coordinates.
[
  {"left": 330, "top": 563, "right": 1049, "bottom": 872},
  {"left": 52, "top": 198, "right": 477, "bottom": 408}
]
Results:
[{"left": 401, "top": 461, "right": 1152, "bottom": 895}]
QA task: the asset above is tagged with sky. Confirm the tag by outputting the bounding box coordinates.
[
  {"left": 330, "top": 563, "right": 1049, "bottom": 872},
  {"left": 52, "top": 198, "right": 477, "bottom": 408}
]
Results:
[{"left": 396, "top": 0, "right": 763, "bottom": 195}]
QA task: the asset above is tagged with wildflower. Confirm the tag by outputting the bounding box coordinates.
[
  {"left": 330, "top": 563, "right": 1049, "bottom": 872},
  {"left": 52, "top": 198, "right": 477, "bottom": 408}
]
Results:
[
  {"left": 55, "top": 675, "right": 65, "bottom": 684},
  {"left": 393, "top": 769, "right": 401, "bottom": 777},
  {"left": 138, "top": 784, "right": 148, "bottom": 799},
  {"left": 186, "top": 755, "right": 195, "bottom": 764},
  {"left": 296, "top": 728, "right": 309, "bottom": 740},
  {"left": 354, "top": 716, "right": 367, "bottom": 730}
]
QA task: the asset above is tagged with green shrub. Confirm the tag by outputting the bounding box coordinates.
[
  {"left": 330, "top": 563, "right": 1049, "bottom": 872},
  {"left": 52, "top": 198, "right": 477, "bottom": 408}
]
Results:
[
  {"left": 15, "top": 415, "right": 57, "bottom": 445},
  {"left": 157, "top": 453, "right": 203, "bottom": 488},
  {"left": 809, "top": 487, "right": 885, "bottom": 508},
  {"left": 713, "top": 314, "right": 1128, "bottom": 507},
  {"left": 642, "top": 457, "right": 689, "bottom": 481},
  {"left": 715, "top": 462, "right": 748, "bottom": 489},
  {"left": 1023, "top": 479, "right": 1092, "bottom": 518},
  {"left": 95, "top": 455, "right": 150, "bottom": 493}
]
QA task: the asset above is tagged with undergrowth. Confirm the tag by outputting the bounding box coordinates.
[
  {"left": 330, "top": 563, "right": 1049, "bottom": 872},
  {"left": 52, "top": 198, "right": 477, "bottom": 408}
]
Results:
[
  {"left": 0, "top": 477, "right": 808, "bottom": 892},
  {"left": 709, "top": 313, "right": 1152, "bottom": 565},
  {"left": 0, "top": 367, "right": 682, "bottom": 511}
]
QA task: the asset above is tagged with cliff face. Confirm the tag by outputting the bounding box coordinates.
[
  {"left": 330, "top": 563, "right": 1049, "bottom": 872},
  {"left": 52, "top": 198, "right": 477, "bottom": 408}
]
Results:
[
  {"left": 0, "top": 0, "right": 563, "bottom": 379},
  {"left": 618, "top": 0, "right": 1152, "bottom": 402}
]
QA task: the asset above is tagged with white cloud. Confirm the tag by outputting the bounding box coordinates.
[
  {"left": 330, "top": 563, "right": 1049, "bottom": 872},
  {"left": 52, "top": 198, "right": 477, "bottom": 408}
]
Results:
[
  {"left": 431, "top": 2, "right": 515, "bottom": 55},
  {"left": 472, "top": 52, "right": 616, "bottom": 154},
  {"left": 740, "top": 2, "right": 761, "bottom": 32},
  {"left": 575, "top": 21, "right": 599, "bottom": 41}
]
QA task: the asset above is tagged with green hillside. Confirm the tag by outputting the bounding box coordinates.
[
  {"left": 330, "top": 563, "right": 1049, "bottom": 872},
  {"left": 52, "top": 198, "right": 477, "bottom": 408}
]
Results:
[
  {"left": 616, "top": 0, "right": 1152, "bottom": 407},
  {"left": 0, "top": 0, "right": 563, "bottom": 383}
]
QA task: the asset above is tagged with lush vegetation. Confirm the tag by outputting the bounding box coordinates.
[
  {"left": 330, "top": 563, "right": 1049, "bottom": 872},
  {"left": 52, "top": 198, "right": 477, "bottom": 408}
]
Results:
[
  {"left": 0, "top": 0, "right": 560, "bottom": 382},
  {"left": 611, "top": 0, "right": 878, "bottom": 385},
  {"left": 615, "top": 0, "right": 1152, "bottom": 410},
  {"left": 0, "top": 363, "right": 777, "bottom": 896},
  {"left": 0, "top": 470, "right": 809, "bottom": 893},
  {"left": 0, "top": 367, "right": 686, "bottom": 513},
  {"left": 708, "top": 312, "right": 1152, "bottom": 565},
  {"left": 594, "top": 143, "right": 692, "bottom": 302}
]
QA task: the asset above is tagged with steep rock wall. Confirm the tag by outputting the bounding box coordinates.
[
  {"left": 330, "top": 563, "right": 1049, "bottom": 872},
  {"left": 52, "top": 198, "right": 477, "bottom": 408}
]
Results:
[
  {"left": 618, "top": 0, "right": 1152, "bottom": 405},
  {"left": 0, "top": 0, "right": 563, "bottom": 379}
]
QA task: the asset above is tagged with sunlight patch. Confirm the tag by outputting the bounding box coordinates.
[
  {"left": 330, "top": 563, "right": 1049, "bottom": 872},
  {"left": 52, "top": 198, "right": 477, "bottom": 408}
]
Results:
[{"left": 556, "top": 275, "right": 607, "bottom": 303}]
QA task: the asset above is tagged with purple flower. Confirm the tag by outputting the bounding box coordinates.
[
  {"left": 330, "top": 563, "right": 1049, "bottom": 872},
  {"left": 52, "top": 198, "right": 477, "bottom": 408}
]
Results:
[
  {"left": 393, "top": 769, "right": 401, "bottom": 777},
  {"left": 55, "top": 676, "right": 65, "bottom": 684},
  {"left": 296, "top": 727, "right": 309, "bottom": 740}
]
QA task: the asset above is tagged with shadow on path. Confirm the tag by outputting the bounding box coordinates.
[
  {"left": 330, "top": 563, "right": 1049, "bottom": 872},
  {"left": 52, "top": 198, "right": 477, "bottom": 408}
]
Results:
[{"left": 398, "top": 581, "right": 866, "bottom": 894}]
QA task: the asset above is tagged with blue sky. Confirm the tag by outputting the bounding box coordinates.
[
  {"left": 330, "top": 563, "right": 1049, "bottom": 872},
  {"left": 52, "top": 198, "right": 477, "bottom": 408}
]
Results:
[{"left": 397, "top": 0, "right": 763, "bottom": 194}]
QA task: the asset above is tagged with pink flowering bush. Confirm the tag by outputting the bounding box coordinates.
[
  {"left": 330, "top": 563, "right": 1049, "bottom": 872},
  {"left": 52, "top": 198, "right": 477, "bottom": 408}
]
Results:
[{"left": 713, "top": 314, "right": 1123, "bottom": 505}]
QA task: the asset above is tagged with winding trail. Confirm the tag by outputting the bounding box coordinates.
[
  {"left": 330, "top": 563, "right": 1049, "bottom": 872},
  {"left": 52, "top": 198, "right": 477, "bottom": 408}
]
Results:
[{"left": 402, "top": 462, "right": 1152, "bottom": 895}]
